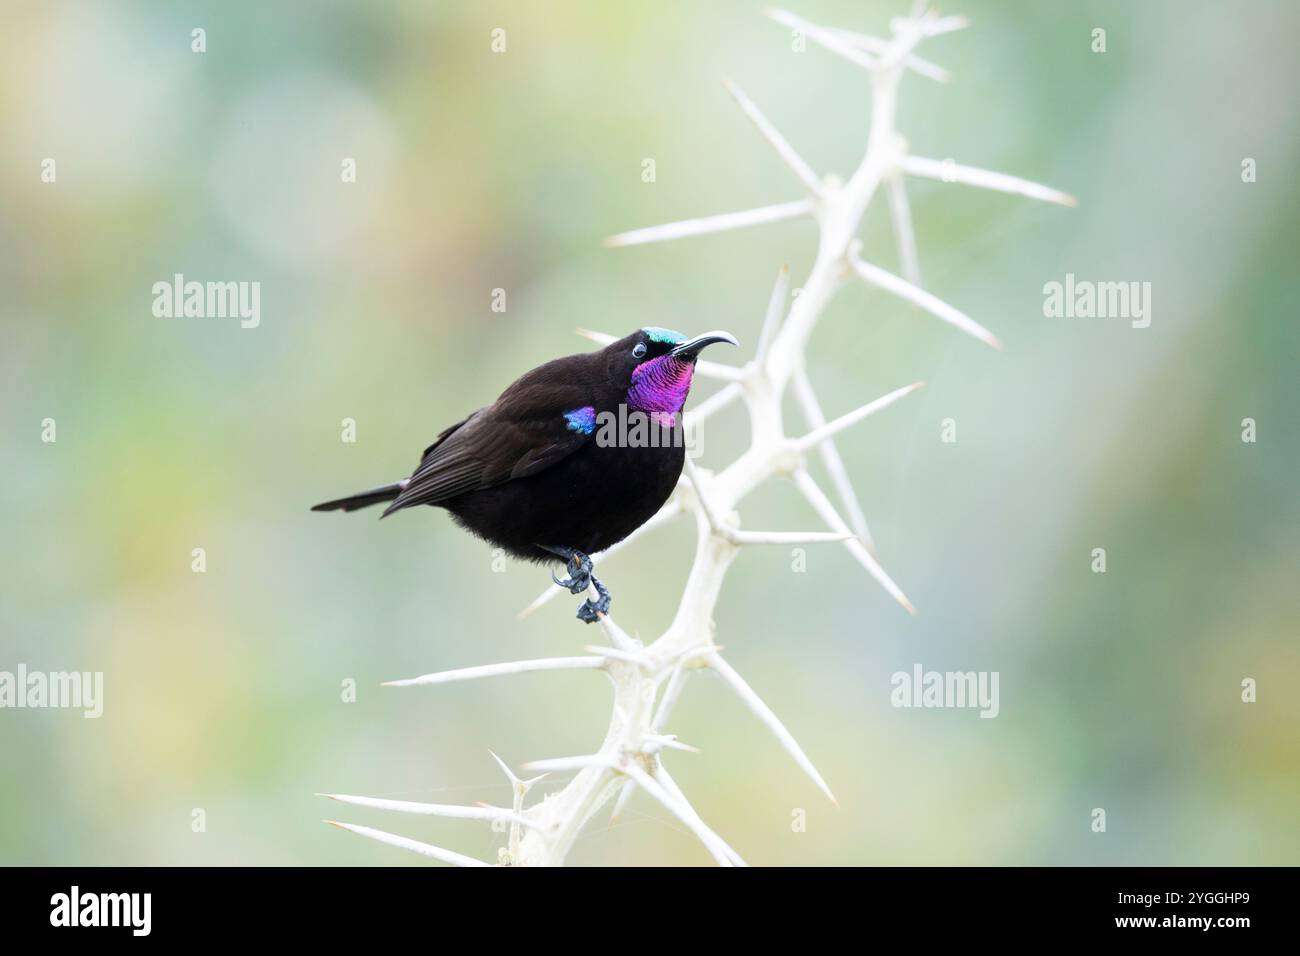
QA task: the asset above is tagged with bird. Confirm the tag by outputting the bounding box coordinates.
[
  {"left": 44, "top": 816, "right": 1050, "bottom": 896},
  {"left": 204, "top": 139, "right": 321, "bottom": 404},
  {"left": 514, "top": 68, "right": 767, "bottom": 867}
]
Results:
[{"left": 311, "top": 327, "right": 739, "bottom": 622}]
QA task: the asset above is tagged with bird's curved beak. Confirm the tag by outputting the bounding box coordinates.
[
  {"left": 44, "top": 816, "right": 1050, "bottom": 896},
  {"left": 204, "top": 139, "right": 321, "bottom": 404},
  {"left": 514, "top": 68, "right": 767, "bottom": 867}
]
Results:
[{"left": 670, "top": 330, "right": 740, "bottom": 360}]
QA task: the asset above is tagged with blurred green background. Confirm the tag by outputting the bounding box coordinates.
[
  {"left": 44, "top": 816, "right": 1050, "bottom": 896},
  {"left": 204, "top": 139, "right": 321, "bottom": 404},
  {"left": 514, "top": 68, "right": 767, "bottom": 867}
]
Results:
[{"left": 2, "top": 0, "right": 1297, "bottom": 866}]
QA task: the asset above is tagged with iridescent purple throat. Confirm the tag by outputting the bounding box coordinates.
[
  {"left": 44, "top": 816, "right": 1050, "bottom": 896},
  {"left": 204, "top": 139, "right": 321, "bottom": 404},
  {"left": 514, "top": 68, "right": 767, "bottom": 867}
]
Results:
[{"left": 627, "top": 355, "right": 695, "bottom": 426}]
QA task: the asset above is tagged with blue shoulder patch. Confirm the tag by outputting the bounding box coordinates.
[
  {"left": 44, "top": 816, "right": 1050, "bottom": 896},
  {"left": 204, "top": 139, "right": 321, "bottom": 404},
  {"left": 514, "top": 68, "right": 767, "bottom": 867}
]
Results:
[
  {"left": 641, "top": 326, "right": 687, "bottom": 345},
  {"left": 563, "top": 406, "right": 596, "bottom": 435}
]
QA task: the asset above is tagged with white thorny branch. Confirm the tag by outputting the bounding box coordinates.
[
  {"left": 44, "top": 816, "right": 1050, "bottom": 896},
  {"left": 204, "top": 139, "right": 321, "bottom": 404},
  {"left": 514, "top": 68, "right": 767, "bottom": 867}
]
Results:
[{"left": 322, "top": 4, "right": 1074, "bottom": 866}]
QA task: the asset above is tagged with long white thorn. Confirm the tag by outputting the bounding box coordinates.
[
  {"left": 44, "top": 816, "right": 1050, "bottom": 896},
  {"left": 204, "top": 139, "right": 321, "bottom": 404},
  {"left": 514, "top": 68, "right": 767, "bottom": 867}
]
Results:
[
  {"left": 829, "top": 28, "right": 949, "bottom": 81},
  {"left": 886, "top": 175, "right": 921, "bottom": 285},
  {"left": 728, "top": 529, "right": 857, "bottom": 546},
  {"left": 488, "top": 749, "right": 549, "bottom": 793},
  {"left": 487, "top": 750, "right": 545, "bottom": 862},
  {"left": 515, "top": 586, "right": 564, "bottom": 621},
  {"left": 643, "top": 733, "right": 699, "bottom": 754},
  {"left": 516, "top": 499, "right": 683, "bottom": 619},
  {"left": 793, "top": 468, "right": 915, "bottom": 614},
  {"left": 694, "top": 360, "right": 747, "bottom": 383},
  {"left": 596, "top": 614, "right": 639, "bottom": 653},
  {"left": 383, "top": 656, "right": 604, "bottom": 687},
  {"left": 608, "top": 778, "right": 636, "bottom": 824},
  {"left": 791, "top": 370, "right": 874, "bottom": 552},
  {"left": 849, "top": 242, "right": 1003, "bottom": 351},
  {"left": 584, "top": 644, "right": 652, "bottom": 668},
  {"left": 687, "top": 381, "right": 743, "bottom": 427},
  {"left": 651, "top": 666, "right": 689, "bottom": 734},
  {"left": 604, "top": 198, "right": 813, "bottom": 248},
  {"left": 685, "top": 459, "right": 840, "bottom": 550},
  {"left": 574, "top": 327, "right": 616, "bottom": 346},
  {"left": 323, "top": 820, "right": 492, "bottom": 867},
  {"left": 708, "top": 653, "right": 837, "bottom": 806},
  {"left": 622, "top": 763, "right": 744, "bottom": 867},
  {"left": 655, "top": 765, "right": 746, "bottom": 866},
  {"left": 793, "top": 381, "right": 925, "bottom": 453},
  {"left": 756, "top": 264, "right": 790, "bottom": 360},
  {"left": 915, "top": 15, "right": 971, "bottom": 38},
  {"left": 721, "top": 78, "right": 823, "bottom": 196},
  {"left": 767, "top": 8, "right": 878, "bottom": 71},
  {"left": 318, "top": 793, "right": 537, "bottom": 830},
  {"left": 523, "top": 754, "right": 617, "bottom": 773},
  {"left": 682, "top": 456, "right": 726, "bottom": 534},
  {"left": 900, "top": 155, "right": 1077, "bottom": 207}
]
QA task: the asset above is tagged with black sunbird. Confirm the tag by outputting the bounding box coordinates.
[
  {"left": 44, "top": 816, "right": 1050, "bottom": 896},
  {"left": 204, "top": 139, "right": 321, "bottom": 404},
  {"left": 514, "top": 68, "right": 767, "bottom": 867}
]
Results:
[{"left": 312, "top": 327, "right": 738, "bottom": 621}]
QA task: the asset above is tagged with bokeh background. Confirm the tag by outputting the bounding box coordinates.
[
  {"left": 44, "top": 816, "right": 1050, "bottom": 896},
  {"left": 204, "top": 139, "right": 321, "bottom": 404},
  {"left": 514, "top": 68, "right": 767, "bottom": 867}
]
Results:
[{"left": 2, "top": 0, "right": 1297, "bottom": 866}]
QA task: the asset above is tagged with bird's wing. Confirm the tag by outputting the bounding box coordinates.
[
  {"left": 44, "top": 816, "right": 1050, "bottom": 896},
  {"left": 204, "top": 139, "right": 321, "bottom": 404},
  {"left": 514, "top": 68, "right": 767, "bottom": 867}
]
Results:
[{"left": 382, "top": 365, "right": 600, "bottom": 516}]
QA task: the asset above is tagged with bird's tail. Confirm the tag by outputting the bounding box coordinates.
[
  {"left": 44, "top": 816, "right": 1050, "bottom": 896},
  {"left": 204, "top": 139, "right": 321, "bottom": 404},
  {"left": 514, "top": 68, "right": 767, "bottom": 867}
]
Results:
[{"left": 311, "top": 481, "right": 406, "bottom": 513}]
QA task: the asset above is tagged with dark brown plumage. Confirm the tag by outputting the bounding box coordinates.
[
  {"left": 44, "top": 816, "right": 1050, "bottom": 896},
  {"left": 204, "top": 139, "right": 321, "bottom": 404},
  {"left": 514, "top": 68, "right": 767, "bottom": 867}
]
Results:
[{"left": 312, "top": 327, "right": 738, "bottom": 621}]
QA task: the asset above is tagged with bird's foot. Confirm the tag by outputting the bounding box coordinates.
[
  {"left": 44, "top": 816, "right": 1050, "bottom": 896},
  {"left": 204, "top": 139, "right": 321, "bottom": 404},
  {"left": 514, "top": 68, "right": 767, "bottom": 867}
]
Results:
[
  {"left": 546, "top": 547, "right": 593, "bottom": 595},
  {"left": 576, "top": 575, "right": 612, "bottom": 624},
  {"left": 539, "top": 545, "right": 610, "bottom": 624}
]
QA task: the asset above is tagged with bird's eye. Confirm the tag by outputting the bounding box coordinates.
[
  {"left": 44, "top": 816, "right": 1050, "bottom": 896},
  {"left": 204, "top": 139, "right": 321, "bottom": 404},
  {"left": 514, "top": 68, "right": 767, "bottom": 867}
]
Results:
[{"left": 632, "top": 343, "right": 647, "bottom": 358}]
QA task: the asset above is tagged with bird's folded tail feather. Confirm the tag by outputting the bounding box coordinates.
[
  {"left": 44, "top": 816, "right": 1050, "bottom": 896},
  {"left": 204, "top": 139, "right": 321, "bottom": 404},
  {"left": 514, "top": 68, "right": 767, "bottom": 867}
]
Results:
[{"left": 311, "top": 480, "right": 408, "bottom": 513}]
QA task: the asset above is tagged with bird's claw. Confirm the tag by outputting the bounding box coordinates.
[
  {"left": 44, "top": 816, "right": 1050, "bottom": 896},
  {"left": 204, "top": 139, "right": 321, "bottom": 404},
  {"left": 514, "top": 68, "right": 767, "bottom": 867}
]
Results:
[
  {"left": 550, "top": 551, "right": 593, "bottom": 594},
  {"left": 576, "top": 576, "right": 612, "bottom": 624},
  {"left": 538, "top": 545, "right": 611, "bottom": 625}
]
